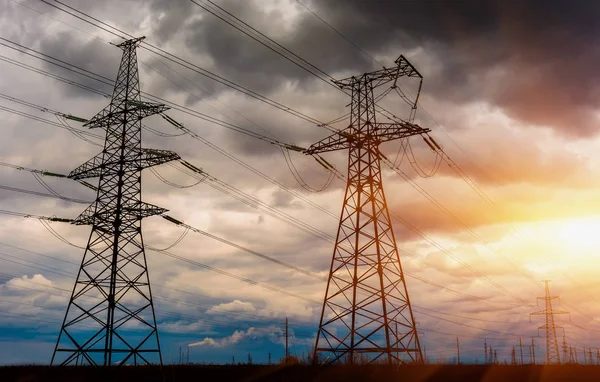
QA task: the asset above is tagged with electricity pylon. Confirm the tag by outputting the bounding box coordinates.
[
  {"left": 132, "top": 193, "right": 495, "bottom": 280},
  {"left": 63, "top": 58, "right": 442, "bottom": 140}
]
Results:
[
  {"left": 305, "top": 55, "right": 429, "bottom": 364},
  {"left": 530, "top": 280, "right": 569, "bottom": 365},
  {"left": 51, "top": 36, "right": 180, "bottom": 366}
]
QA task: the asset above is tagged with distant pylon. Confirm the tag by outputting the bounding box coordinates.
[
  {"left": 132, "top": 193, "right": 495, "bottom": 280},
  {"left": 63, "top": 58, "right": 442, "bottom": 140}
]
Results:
[
  {"left": 569, "top": 346, "right": 575, "bottom": 364},
  {"left": 529, "top": 280, "right": 569, "bottom": 365},
  {"left": 484, "top": 339, "right": 488, "bottom": 364},
  {"left": 519, "top": 337, "right": 524, "bottom": 365},
  {"left": 51, "top": 36, "right": 180, "bottom": 366},
  {"left": 562, "top": 334, "right": 568, "bottom": 363},
  {"left": 306, "top": 55, "right": 429, "bottom": 365}
]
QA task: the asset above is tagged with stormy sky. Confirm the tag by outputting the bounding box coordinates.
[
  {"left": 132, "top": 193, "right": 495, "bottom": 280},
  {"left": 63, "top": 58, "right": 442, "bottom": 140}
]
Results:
[{"left": 1, "top": 0, "right": 600, "bottom": 365}]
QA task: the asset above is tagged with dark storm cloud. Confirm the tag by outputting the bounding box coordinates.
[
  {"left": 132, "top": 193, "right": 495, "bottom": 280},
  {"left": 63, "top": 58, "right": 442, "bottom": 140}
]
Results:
[
  {"left": 307, "top": 0, "right": 600, "bottom": 137},
  {"left": 181, "top": 0, "right": 375, "bottom": 95},
  {"left": 30, "top": 0, "right": 600, "bottom": 136},
  {"left": 155, "top": 0, "right": 600, "bottom": 137},
  {"left": 37, "top": 32, "right": 119, "bottom": 99}
]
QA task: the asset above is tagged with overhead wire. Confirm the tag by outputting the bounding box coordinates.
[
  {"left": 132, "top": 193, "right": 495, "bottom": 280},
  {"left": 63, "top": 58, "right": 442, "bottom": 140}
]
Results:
[
  {"left": 379, "top": 154, "right": 540, "bottom": 298},
  {"left": 291, "top": 2, "right": 574, "bottom": 306},
  {"left": 0, "top": 102, "right": 102, "bottom": 139},
  {"left": 37, "top": 220, "right": 86, "bottom": 249},
  {"left": 0, "top": 241, "right": 530, "bottom": 336},
  {"left": 147, "top": 246, "right": 320, "bottom": 304},
  {"left": 281, "top": 148, "right": 335, "bottom": 193},
  {"left": 425, "top": 136, "right": 600, "bottom": 313},
  {"left": 5, "top": 237, "right": 600, "bottom": 344},
  {"left": 45, "top": 0, "right": 339, "bottom": 132},
  {"left": 54, "top": 114, "right": 103, "bottom": 146},
  {"left": 404, "top": 138, "right": 443, "bottom": 178},
  {"left": 10, "top": 0, "right": 584, "bottom": 344},
  {"left": 149, "top": 166, "right": 207, "bottom": 189},
  {"left": 0, "top": 241, "right": 316, "bottom": 323},
  {"left": 0, "top": 52, "right": 109, "bottom": 98},
  {"left": 322, "top": 163, "right": 532, "bottom": 306},
  {"left": 190, "top": 0, "right": 338, "bottom": 89},
  {"left": 157, "top": 214, "right": 326, "bottom": 281},
  {"left": 168, "top": 161, "right": 335, "bottom": 242},
  {"left": 294, "top": 0, "right": 379, "bottom": 67},
  {"left": 0, "top": 184, "right": 90, "bottom": 204},
  {"left": 146, "top": 227, "right": 190, "bottom": 252}
]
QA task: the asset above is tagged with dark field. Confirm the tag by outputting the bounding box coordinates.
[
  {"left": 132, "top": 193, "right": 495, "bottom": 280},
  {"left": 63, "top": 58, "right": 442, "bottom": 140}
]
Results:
[{"left": 2, "top": 365, "right": 600, "bottom": 382}]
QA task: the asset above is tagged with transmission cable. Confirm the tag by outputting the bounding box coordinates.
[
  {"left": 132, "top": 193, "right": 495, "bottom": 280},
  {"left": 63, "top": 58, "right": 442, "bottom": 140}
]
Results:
[
  {"left": 281, "top": 148, "right": 335, "bottom": 193},
  {"left": 44, "top": 0, "right": 338, "bottom": 131},
  {"left": 7, "top": 1, "right": 545, "bottom": 321},
  {"left": 149, "top": 166, "right": 207, "bottom": 189},
  {"left": 147, "top": 246, "right": 320, "bottom": 304},
  {"left": 0, "top": 184, "right": 90, "bottom": 204},
  {"left": 404, "top": 138, "right": 443, "bottom": 178}
]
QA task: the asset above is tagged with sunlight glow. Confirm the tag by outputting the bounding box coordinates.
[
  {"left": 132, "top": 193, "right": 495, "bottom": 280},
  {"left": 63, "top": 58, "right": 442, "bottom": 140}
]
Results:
[{"left": 554, "top": 216, "right": 600, "bottom": 253}]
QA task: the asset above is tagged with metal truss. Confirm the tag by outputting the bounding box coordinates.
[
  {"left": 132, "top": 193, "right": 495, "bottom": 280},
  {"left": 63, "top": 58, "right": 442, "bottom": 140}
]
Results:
[
  {"left": 307, "top": 55, "right": 428, "bottom": 365},
  {"left": 530, "top": 280, "right": 570, "bottom": 364},
  {"left": 51, "top": 37, "right": 179, "bottom": 367}
]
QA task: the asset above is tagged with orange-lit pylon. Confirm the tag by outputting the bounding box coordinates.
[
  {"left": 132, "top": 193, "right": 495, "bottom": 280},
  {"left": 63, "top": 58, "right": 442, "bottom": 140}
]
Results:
[{"left": 305, "top": 56, "right": 429, "bottom": 365}]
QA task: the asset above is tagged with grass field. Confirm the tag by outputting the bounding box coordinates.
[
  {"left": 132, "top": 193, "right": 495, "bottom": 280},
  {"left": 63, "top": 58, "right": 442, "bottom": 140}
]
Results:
[{"left": 2, "top": 364, "right": 600, "bottom": 382}]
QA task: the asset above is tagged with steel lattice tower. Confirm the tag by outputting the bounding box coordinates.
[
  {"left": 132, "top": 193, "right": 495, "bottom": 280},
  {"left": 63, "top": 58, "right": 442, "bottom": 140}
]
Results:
[
  {"left": 530, "top": 280, "right": 569, "bottom": 365},
  {"left": 51, "top": 37, "right": 180, "bottom": 366},
  {"left": 305, "top": 56, "right": 429, "bottom": 364}
]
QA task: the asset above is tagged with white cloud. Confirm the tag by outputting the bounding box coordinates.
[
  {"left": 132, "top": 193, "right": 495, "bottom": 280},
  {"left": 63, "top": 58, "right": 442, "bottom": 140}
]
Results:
[
  {"left": 207, "top": 300, "right": 257, "bottom": 315},
  {"left": 189, "top": 327, "right": 257, "bottom": 348}
]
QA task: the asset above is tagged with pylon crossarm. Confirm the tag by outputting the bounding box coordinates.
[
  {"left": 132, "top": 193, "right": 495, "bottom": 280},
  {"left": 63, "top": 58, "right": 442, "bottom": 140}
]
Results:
[
  {"left": 68, "top": 149, "right": 179, "bottom": 180},
  {"left": 373, "top": 122, "right": 430, "bottom": 142},
  {"left": 139, "top": 148, "right": 181, "bottom": 168},
  {"left": 84, "top": 103, "right": 169, "bottom": 129},
  {"left": 304, "top": 123, "right": 429, "bottom": 155},
  {"left": 530, "top": 310, "right": 547, "bottom": 316},
  {"left": 333, "top": 55, "right": 422, "bottom": 90},
  {"left": 303, "top": 130, "right": 352, "bottom": 154}
]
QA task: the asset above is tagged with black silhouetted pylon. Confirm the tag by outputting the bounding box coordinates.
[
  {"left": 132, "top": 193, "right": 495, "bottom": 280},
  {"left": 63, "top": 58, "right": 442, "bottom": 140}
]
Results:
[
  {"left": 51, "top": 36, "right": 180, "bottom": 366},
  {"left": 305, "top": 56, "right": 429, "bottom": 364},
  {"left": 530, "top": 280, "right": 569, "bottom": 365}
]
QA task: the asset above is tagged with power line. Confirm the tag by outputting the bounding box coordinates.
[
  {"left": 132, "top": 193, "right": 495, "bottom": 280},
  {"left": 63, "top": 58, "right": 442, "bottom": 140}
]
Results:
[
  {"left": 294, "top": 0, "right": 381, "bottom": 67},
  {"left": 0, "top": 241, "right": 318, "bottom": 324},
  {"left": 5, "top": 236, "right": 600, "bottom": 346},
  {"left": 324, "top": 163, "right": 531, "bottom": 306},
  {"left": 158, "top": 214, "right": 326, "bottom": 281},
  {"left": 0, "top": 242, "right": 538, "bottom": 339},
  {"left": 0, "top": 184, "right": 89, "bottom": 204},
  {"left": 9, "top": 0, "right": 580, "bottom": 350},
  {"left": 43, "top": 0, "right": 336, "bottom": 130},
  {"left": 148, "top": 246, "right": 320, "bottom": 305},
  {"left": 0, "top": 40, "right": 299, "bottom": 149},
  {"left": 295, "top": 0, "right": 590, "bottom": 310}
]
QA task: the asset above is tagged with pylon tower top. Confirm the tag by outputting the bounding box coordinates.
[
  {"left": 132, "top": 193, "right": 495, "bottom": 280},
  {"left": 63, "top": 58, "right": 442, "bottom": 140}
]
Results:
[{"left": 305, "top": 56, "right": 428, "bottom": 155}]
